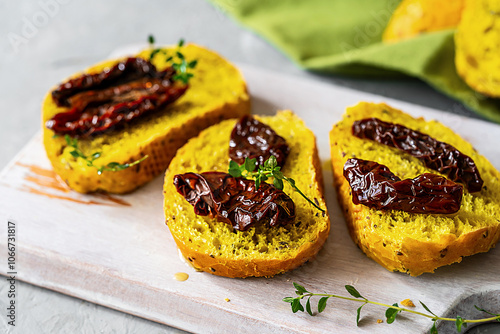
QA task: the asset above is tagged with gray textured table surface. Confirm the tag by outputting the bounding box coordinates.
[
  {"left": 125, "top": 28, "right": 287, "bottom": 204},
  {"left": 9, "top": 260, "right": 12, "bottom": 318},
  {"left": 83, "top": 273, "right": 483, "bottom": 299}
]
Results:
[{"left": 0, "top": 1, "right": 491, "bottom": 333}]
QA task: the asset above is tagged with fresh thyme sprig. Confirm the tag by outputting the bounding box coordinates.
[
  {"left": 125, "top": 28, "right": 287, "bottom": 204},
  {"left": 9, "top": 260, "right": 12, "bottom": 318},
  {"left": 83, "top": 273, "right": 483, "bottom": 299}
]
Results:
[
  {"left": 147, "top": 35, "right": 197, "bottom": 84},
  {"left": 64, "top": 135, "right": 148, "bottom": 175},
  {"left": 228, "top": 156, "right": 325, "bottom": 212},
  {"left": 283, "top": 282, "right": 500, "bottom": 333}
]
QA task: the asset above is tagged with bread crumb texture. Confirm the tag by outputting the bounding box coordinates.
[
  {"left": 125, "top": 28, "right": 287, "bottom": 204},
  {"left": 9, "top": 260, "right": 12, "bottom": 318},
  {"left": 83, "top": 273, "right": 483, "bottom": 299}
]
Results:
[
  {"left": 42, "top": 44, "right": 250, "bottom": 193},
  {"left": 330, "top": 102, "right": 500, "bottom": 276},
  {"left": 455, "top": 0, "right": 500, "bottom": 97},
  {"left": 383, "top": 0, "right": 464, "bottom": 42},
  {"left": 164, "top": 111, "right": 330, "bottom": 278}
]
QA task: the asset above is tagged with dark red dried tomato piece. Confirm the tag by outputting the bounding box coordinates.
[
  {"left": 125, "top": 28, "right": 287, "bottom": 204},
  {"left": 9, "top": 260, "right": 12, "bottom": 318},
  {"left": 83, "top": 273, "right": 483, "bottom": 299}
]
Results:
[
  {"left": 51, "top": 57, "right": 174, "bottom": 107},
  {"left": 343, "top": 158, "right": 463, "bottom": 214},
  {"left": 46, "top": 57, "right": 186, "bottom": 138},
  {"left": 352, "top": 118, "right": 483, "bottom": 192},
  {"left": 173, "top": 171, "right": 295, "bottom": 231},
  {"left": 229, "top": 115, "right": 290, "bottom": 167}
]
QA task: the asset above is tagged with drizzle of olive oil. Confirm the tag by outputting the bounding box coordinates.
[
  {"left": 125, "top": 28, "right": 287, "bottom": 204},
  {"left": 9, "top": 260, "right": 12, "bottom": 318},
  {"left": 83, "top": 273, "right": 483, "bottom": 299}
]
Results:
[{"left": 173, "top": 272, "right": 189, "bottom": 281}]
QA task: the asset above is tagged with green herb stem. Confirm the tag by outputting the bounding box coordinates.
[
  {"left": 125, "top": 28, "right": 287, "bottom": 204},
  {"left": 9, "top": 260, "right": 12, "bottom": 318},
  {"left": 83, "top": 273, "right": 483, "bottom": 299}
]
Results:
[
  {"left": 64, "top": 135, "right": 148, "bottom": 175},
  {"left": 282, "top": 175, "right": 324, "bottom": 212},
  {"left": 228, "top": 156, "right": 325, "bottom": 213},
  {"left": 295, "top": 292, "right": 499, "bottom": 323},
  {"left": 147, "top": 36, "right": 197, "bottom": 84},
  {"left": 284, "top": 283, "right": 500, "bottom": 333}
]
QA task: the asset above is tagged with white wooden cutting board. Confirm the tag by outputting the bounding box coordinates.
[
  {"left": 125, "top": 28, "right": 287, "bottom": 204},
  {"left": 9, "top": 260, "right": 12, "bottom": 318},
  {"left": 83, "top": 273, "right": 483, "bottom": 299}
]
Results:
[{"left": 1, "top": 63, "right": 499, "bottom": 334}]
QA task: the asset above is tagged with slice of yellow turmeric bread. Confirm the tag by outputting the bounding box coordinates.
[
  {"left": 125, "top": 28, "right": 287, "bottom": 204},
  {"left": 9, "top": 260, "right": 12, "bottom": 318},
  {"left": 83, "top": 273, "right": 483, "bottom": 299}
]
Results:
[
  {"left": 330, "top": 102, "right": 500, "bottom": 276},
  {"left": 383, "top": 0, "right": 464, "bottom": 42},
  {"left": 163, "top": 111, "right": 330, "bottom": 278},
  {"left": 455, "top": 0, "right": 500, "bottom": 97},
  {"left": 42, "top": 43, "right": 250, "bottom": 193}
]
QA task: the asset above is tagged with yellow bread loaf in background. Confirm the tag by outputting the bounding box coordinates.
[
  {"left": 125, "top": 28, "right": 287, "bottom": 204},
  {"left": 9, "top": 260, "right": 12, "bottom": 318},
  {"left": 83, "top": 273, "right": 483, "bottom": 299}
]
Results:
[
  {"left": 42, "top": 44, "right": 250, "bottom": 193},
  {"left": 330, "top": 102, "right": 500, "bottom": 276},
  {"left": 455, "top": 0, "right": 500, "bottom": 97},
  {"left": 383, "top": 0, "right": 464, "bottom": 42},
  {"left": 164, "top": 111, "right": 330, "bottom": 278}
]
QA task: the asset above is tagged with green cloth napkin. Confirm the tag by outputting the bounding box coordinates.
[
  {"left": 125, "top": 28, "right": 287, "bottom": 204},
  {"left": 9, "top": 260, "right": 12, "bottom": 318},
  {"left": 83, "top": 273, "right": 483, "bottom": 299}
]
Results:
[{"left": 209, "top": 0, "right": 500, "bottom": 123}]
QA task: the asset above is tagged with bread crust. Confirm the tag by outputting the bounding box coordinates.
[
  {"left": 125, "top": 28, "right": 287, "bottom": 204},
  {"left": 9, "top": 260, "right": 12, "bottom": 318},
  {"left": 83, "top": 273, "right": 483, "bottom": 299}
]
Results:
[
  {"left": 330, "top": 102, "right": 500, "bottom": 276},
  {"left": 164, "top": 111, "right": 330, "bottom": 278},
  {"left": 42, "top": 44, "right": 250, "bottom": 193}
]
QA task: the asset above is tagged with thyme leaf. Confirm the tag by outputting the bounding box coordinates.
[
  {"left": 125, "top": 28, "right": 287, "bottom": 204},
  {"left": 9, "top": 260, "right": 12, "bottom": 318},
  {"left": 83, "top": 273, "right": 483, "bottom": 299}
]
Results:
[
  {"left": 147, "top": 36, "right": 197, "bottom": 84},
  {"left": 64, "top": 135, "right": 148, "bottom": 175},
  {"left": 283, "top": 282, "right": 500, "bottom": 333},
  {"left": 228, "top": 156, "right": 325, "bottom": 212}
]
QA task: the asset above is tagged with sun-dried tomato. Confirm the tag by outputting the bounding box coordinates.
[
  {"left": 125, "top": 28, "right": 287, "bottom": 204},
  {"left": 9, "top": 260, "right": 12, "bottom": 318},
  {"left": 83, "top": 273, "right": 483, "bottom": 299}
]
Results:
[
  {"left": 352, "top": 118, "right": 483, "bottom": 192},
  {"left": 343, "top": 158, "right": 463, "bottom": 214},
  {"left": 229, "top": 115, "right": 290, "bottom": 167},
  {"left": 173, "top": 172, "right": 295, "bottom": 231},
  {"left": 51, "top": 57, "right": 174, "bottom": 106},
  {"left": 46, "top": 57, "right": 186, "bottom": 138}
]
